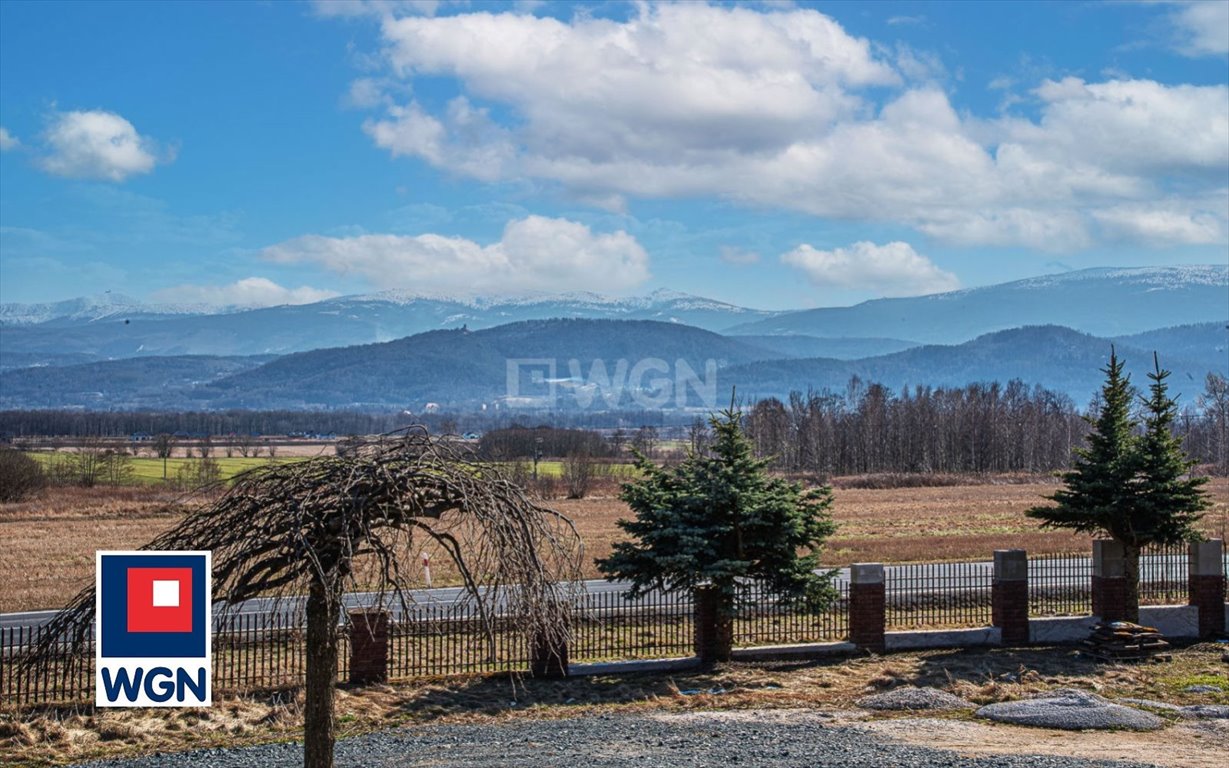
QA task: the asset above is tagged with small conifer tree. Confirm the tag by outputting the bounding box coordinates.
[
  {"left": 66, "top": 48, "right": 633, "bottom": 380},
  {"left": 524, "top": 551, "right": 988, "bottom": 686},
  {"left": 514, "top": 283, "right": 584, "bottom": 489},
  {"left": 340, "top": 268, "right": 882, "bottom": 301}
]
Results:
[
  {"left": 1028, "top": 349, "right": 1208, "bottom": 621},
  {"left": 598, "top": 406, "right": 837, "bottom": 659}
]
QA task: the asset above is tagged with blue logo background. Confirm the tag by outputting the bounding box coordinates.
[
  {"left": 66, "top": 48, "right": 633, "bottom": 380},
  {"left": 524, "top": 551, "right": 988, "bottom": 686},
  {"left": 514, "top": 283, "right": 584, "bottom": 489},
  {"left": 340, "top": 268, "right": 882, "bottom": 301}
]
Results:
[{"left": 99, "top": 553, "right": 208, "bottom": 658}]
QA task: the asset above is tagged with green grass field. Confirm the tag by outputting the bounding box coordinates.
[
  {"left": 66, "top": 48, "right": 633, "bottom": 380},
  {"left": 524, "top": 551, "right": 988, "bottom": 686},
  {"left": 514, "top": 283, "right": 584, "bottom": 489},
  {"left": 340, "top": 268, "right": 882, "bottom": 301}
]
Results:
[
  {"left": 509, "top": 460, "right": 638, "bottom": 479},
  {"left": 23, "top": 454, "right": 641, "bottom": 485},
  {"left": 26, "top": 453, "right": 307, "bottom": 484}
]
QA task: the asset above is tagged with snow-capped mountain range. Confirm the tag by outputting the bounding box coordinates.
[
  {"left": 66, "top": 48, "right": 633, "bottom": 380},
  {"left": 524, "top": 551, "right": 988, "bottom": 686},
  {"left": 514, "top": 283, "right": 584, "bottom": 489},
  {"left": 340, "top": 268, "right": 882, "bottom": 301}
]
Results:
[{"left": 1, "top": 265, "right": 1225, "bottom": 370}]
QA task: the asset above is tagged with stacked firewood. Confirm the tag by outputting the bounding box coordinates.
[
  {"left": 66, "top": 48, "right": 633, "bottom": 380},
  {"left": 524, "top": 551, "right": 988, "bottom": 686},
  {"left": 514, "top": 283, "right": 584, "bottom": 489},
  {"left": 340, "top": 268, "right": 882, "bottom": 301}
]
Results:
[{"left": 1082, "top": 621, "right": 1171, "bottom": 662}]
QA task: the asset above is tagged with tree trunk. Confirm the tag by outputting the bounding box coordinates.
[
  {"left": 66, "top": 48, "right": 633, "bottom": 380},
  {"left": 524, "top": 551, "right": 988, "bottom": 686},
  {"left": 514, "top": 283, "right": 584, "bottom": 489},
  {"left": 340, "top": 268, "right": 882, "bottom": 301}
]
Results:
[
  {"left": 304, "top": 576, "right": 339, "bottom": 768},
  {"left": 1122, "top": 544, "right": 1141, "bottom": 624},
  {"left": 694, "top": 586, "right": 734, "bottom": 664}
]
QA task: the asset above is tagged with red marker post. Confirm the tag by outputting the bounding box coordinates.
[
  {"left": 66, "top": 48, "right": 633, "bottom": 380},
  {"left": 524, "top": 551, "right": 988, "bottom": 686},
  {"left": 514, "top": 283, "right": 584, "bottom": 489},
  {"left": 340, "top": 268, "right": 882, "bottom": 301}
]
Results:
[{"left": 422, "top": 552, "right": 432, "bottom": 590}]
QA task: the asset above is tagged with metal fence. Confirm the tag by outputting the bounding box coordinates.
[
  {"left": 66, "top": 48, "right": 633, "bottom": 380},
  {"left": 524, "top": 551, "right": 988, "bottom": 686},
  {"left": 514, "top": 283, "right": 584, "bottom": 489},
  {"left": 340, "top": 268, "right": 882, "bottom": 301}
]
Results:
[
  {"left": 734, "top": 580, "right": 849, "bottom": 646},
  {"left": 1029, "top": 552, "right": 1092, "bottom": 616},
  {"left": 3, "top": 546, "right": 1219, "bottom": 707},
  {"left": 885, "top": 561, "right": 992, "bottom": 629},
  {"left": 1139, "top": 544, "right": 1189, "bottom": 606},
  {"left": 388, "top": 606, "right": 528, "bottom": 678},
  {"left": 0, "top": 625, "right": 92, "bottom": 706},
  {"left": 0, "top": 613, "right": 357, "bottom": 707},
  {"left": 572, "top": 589, "right": 694, "bottom": 662}
]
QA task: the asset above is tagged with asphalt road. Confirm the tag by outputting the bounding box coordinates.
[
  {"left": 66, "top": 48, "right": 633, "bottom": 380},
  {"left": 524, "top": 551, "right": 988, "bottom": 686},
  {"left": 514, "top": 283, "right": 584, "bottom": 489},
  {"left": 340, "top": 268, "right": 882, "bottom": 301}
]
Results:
[{"left": 2, "top": 554, "right": 1205, "bottom": 632}]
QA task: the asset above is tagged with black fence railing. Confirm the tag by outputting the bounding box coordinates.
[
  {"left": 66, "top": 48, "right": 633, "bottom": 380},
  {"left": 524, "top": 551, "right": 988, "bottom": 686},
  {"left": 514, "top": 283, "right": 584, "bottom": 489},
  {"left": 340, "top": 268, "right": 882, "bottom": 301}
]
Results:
[
  {"left": 3, "top": 546, "right": 1220, "bottom": 707},
  {"left": 572, "top": 588, "right": 694, "bottom": 662},
  {"left": 388, "top": 605, "right": 528, "bottom": 678},
  {"left": 734, "top": 580, "right": 849, "bottom": 646},
  {"left": 1139, "top": 544, "right": 1189, "bottom": 606},
  {"left": 1029, "top": 552, "right": 1092, "bottom": 617},
  {"left": 885, "top": 561, "right": 992, "bottom": 629},
  {"left": 0, "top": 624, "right": 92, "bottom": 706}
]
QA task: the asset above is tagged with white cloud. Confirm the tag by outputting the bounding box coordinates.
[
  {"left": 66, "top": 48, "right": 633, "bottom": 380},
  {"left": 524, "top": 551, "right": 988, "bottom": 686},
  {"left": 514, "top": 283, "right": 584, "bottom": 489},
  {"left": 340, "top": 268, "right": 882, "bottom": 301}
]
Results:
[
  {"left": 0, "top": 127, "right": 18, "bottom": 151},
  {"left": 38, "top": 110, "right": 165, "bottom": 181},
  {"left": 345, "top": 78, "right": 387, "bottom": 108},
  {"left": 1007, "top": 77, "right": 1229, "bottom": 176},
  {"left": 1167, "top": 1, "right": 1229, "bottom": 57},
  {"left": 363, "top": 97, "right": 514, "bottom": 181},
  {"left": 335, "top": 5, "right": 1228, "bottom": 249},
  {"left": 151, "top": 277, "right": 340, "bottom": 309},
  {"left": 373, "top": 4, "right": 895, "bottom": 165},
  {"left": 780, "top": 241, "right": 960, "bottom": 296},
  {"left": 261, "top": 215, "right": 651, "bottom": 296},
  {"left": 1092, "top": 200, "right": 1227, "bottom": 245}
]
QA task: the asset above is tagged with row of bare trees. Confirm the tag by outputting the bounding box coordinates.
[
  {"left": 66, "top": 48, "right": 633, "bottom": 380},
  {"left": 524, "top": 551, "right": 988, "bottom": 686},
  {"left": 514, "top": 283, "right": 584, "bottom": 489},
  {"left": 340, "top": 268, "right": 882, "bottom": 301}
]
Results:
[{"left": 741, "top": 374, "right": 1229, "bottom": 477}]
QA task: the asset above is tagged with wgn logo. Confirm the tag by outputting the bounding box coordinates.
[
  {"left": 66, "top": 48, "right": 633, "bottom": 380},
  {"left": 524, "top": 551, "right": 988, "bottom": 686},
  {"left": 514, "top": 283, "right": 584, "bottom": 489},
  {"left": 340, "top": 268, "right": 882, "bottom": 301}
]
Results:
[{"left": 95, "top": 551, "right": 212, "bottom": 707}]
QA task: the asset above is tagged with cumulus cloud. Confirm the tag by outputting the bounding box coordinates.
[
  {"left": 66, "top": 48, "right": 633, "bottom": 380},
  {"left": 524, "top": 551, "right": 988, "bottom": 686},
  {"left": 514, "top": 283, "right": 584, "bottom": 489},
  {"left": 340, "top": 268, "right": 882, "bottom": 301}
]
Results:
[
  {"left": 780, "top": 241, "right": 960, "bottom": 296},
  {"left": 376, "top": 4, "right": 894, "bottom": 163},
  {"left": 38, "top": 110, "right": 166, "bottom": 181},
  {"left": 1005, "top": 77, "right": 1229, "bottom": 176},
  {"left": 1166, "top": 0, "right": 1229, "bottom": 57},
  {"left": 334, "top": 4, "right": 1228, "bottom": 249},
  {"left": 1092, "top": 200, "right": 1226, "bottom": 245},
  {"left": 261, "top": 215, "right": 650, "bottom": 296},
  {"left": 151, "top": 277, "right": 340, "bottom": 309},
  {"left": 0, "top": 127, "right": 18, "bottom": 151},
  {"left": 364, "top": 97, "right": 514, "bottom": 181}
]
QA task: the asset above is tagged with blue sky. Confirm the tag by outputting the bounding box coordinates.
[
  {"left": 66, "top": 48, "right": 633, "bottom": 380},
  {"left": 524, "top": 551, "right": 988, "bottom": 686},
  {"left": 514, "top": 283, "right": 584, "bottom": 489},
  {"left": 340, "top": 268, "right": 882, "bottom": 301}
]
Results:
[{"left": 1, "top": 0, "right": 1226, "bottom": 311}]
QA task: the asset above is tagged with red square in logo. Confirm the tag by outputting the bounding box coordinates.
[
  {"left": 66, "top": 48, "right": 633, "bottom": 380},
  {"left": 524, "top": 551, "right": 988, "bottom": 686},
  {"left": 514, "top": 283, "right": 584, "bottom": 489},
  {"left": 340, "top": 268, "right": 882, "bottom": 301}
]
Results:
[{"left": 126, "top": 567, "right": 193, "bottom": 633}]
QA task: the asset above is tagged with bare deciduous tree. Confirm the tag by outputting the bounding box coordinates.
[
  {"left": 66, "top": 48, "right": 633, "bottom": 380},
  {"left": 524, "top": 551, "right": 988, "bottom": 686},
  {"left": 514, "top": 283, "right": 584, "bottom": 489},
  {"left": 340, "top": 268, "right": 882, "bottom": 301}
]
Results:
[
  {"left": 1199, "top": 372, "right": 1229, "bottom": 475},
  {"left": 25, "top": 429, "right": 582, "bottom": 768},
  {"left": 562, "top": 449, "right": 607, "bottom": 499}
]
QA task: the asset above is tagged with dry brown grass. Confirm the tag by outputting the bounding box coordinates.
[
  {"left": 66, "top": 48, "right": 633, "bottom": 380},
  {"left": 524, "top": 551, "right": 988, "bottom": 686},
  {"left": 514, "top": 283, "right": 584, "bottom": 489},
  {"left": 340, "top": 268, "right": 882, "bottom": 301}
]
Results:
[
  {"left": 3, "top": 643, "right": 1225, "bottom": 767},
  {"left": 560, "top": 476, "right": 1229, "bottom": 571},
  {"left": 3, "top": 478, "right": 1227, "bottom": 612},
  {"left": 0, "top": 486, "right": 194, "bottom": 613}
]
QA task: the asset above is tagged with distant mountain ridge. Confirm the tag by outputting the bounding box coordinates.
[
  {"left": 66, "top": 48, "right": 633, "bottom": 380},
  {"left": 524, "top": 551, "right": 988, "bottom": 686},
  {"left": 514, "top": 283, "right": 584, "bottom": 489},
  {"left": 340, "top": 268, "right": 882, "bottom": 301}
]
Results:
[
  {"left": 728, "top": 265, "right": 1229, "bottom": 343},
  {"left": 0, "top": 288, "right": 780, "bottom": 368},
  {"left": 2, "top": 319, "right": 1224, "bottom": 411},
  {"left": 0, "top": 293, "right": 216, "bottom": 326},
  {"left": 725, "top": 324, "right": 1225, "bottom": 406},
  {"left": 2, "top": 265, "right": 1224, "bottom": 367}
]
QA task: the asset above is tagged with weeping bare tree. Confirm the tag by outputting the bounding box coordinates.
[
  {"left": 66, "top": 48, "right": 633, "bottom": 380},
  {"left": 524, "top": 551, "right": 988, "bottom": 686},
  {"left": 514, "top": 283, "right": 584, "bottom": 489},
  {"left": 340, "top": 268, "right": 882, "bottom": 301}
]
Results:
[{"left": 25, "top": 428, "right": 583, "bottom": 768}]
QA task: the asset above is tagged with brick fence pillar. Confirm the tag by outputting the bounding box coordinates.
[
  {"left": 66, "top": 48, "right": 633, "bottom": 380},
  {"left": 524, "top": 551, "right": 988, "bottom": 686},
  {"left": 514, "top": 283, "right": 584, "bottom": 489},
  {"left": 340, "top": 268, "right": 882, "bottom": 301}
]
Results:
[
  {"left": 694, "top": 584, "right": 732, "bottom": 664},
  {"left": 1091, "top": 540, "right": 1128, "bottom": 622},
  {"left": 849, "top": 563, "right": 885, "bottom": 653},
  {"left": 1189, "top": 539, "right": 1226, "bottom": 639},
  {"left": 348, "top": 609, "right": 389, "bottom": 685},
  {"left": 992, "top": 549, "right": 1029, "bottom": 646}
]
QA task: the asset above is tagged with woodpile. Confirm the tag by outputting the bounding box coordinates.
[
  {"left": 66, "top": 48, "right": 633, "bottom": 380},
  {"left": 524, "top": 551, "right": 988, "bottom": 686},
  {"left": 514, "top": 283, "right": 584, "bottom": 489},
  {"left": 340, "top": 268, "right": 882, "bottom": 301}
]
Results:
[{"left": 1082, "top": 621, "right": 1171, "bottom": 662}]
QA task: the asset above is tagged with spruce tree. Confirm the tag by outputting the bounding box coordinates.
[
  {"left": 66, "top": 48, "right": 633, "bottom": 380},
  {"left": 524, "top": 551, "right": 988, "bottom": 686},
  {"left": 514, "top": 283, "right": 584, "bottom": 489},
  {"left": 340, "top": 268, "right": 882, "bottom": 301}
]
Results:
[
  {"left": 1132, "top": 353, "right": 1209, "bottom": 544},
  {"left": 1027, "top": 349, "right": 1208, "bottom": 622},
  {"left": 597, "top": 407, "right": 837, "bottom": 659}
]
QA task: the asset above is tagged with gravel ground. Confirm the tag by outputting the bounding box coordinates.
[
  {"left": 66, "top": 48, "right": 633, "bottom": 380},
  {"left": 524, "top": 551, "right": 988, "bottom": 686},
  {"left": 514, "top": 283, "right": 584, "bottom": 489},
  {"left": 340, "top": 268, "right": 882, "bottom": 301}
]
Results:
[
  {"left": 976, "top": 689, "right": 1163, "bottom": 731},
  {"left": 70, "top": 711, "right": 1160, "bottom": 768},
  {"left": 856, "top": 686, "right": 973, "bottom": 711}
]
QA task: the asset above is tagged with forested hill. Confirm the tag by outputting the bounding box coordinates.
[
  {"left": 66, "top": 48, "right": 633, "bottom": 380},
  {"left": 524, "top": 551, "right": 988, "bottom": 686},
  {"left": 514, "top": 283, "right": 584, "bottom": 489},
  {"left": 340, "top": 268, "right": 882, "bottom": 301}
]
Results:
[
  {"left": 199, "top": 319, "right": 773, "bottom": 409},
  {"left": 1, "top": 319, "right": 1224, "bottom": 411},
  {"left": 0, "top": 355, "right": 274, "bottom": 410},
  {"left": 723, "top": 325, "right": 1224, "bottom": 406}
]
